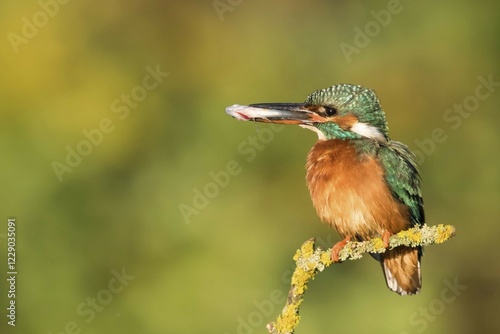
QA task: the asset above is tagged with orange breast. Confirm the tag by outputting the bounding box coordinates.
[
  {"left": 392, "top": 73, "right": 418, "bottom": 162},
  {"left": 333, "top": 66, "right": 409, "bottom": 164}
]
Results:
[{"left": 306, "top": 139, "right": 410, "bottom": 239}]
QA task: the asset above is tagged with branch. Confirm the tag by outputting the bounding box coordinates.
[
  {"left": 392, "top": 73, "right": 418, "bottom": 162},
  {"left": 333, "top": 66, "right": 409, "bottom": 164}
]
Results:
[{"left": 266, "top": 224, "right": 456, "bottom": 334}]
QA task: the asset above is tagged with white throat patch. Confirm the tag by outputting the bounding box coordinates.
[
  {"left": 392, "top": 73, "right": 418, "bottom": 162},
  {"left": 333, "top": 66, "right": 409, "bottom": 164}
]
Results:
[
  {"left": 350, "top": 122, "right": 387, "bottom": 143},
  {"left": 299, "top": 124, "right": 327, "bottom": 141}
]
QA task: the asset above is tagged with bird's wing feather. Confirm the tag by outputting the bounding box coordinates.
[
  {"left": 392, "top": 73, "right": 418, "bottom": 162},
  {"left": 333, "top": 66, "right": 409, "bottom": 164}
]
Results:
[{"left": 377, "top": 141, "right": 424, "bottom": 226}]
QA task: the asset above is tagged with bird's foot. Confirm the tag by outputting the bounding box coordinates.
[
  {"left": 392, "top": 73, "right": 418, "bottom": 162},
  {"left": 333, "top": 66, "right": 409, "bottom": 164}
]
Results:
[
  {"left": 381, "top": 230, "right": 391, "bottom": 249},
  {"left": 331, "top": 236, "right": 351, "bottom": 262}
]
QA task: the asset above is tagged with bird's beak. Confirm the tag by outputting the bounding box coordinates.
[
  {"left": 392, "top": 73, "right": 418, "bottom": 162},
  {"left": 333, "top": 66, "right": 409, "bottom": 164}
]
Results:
[{"left": 226, "top": 103, "right": 326, "bottom": 125}]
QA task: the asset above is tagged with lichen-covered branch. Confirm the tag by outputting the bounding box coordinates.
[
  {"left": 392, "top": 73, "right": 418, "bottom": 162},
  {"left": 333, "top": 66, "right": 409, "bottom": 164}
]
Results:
[{"left": 266, "top": 224, "right": 456, "bottom": 334}]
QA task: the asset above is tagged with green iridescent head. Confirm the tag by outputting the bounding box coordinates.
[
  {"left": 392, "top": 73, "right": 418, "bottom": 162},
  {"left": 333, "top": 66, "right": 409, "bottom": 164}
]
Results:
[{"left": 304, "top": 84, "right": 389, "bottom": 141}]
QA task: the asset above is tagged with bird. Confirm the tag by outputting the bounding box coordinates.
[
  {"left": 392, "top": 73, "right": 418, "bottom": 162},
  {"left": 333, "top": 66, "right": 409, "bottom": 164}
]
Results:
[{"left": 225, "top": 84, "right": 424, "bottom": 295}]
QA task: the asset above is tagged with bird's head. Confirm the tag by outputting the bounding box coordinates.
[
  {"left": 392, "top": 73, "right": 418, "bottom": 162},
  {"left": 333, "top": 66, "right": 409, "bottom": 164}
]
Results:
[{"left": 226, "top": 84, "right": 389, "bottom": 143}]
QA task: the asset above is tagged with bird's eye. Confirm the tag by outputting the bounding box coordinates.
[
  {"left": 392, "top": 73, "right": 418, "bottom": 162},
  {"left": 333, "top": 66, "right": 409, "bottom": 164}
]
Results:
[{"left": 324, "top": 106, "right": 337, "bottom": 116}]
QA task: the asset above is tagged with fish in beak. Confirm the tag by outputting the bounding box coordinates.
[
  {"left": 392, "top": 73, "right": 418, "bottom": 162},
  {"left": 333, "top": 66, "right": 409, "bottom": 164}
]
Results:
[{"left": 226, "top": 103, "right": 327, "bottom": 125}]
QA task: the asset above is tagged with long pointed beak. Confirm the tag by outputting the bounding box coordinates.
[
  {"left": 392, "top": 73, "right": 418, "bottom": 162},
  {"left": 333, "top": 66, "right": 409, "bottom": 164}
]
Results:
[{"left": 225, "top": 103, "right": 325, "bottom": 125}]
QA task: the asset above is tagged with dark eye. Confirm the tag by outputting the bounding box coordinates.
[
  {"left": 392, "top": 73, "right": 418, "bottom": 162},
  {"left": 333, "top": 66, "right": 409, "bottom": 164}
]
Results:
[{"left": 324, "top": 106, "right": 337, "bottom": 116}]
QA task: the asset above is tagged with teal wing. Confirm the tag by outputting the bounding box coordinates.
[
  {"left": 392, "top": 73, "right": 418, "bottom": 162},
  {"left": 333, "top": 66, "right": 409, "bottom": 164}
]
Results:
[{"left": 378, "top": 141, "right": 424, "bottom": 226}]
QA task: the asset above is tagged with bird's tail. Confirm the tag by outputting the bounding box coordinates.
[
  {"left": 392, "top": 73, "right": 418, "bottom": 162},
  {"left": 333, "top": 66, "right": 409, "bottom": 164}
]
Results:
[{"left": 380, "top": 246, "right": 422, "bottom": 295}]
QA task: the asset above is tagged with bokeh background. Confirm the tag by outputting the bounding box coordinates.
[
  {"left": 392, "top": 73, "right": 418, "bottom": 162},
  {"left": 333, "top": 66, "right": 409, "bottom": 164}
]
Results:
[{"left": 1, "top": 1, "right": 499, "bottom": 333}]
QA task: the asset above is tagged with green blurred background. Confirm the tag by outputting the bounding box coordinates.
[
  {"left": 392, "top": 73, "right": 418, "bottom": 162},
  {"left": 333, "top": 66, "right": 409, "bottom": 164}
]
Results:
[{"left": 1, "top": 1, "right": 499, "bottom": 333}]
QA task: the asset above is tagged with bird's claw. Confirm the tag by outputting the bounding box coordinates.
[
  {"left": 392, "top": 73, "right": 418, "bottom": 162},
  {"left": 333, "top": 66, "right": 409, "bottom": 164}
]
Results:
[
  {"left": 382, "top": 230, "right": 391, "bottom": 249},
  {"left": 330, "top": 236, "right": 351, "bottom": 262}
]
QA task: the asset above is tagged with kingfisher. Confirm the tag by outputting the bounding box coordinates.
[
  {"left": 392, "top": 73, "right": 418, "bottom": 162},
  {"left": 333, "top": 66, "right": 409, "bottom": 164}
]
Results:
[{"left": 226, "top": 84, "right": 424, "bottom": 295}]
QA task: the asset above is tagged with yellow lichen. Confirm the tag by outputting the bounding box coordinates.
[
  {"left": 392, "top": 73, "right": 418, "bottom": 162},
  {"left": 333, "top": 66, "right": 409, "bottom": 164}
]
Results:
[
  {"left": 273, "top": 295, "right": 302, "bottom": 333},
  {"left": 435, "top": 224, "right": 454, "bottom": 243},
  {"left": 372, "top": 238, "right": 385, "bottom": 251},
  {"left": 291, "top": 267, "right": 312, "bottom": 295},
  {"left": 293, "top": 250, "right": 301, "bottom": 262},
  {"left": 267, "top": 224, "right": 456, "bottom": 334},
  {"left": 300, "top": 240, "right": 315, "bottom": 258},
  {"left": 320, "top": 251, "right": 333, "bottom": 266},
  {"left": 397, "top": 229, "right": 422, "bottom": 243}
]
